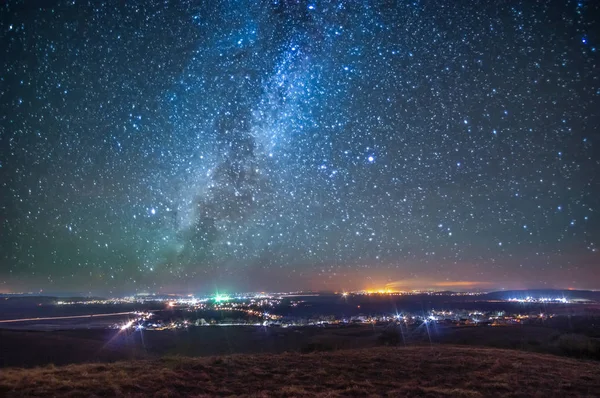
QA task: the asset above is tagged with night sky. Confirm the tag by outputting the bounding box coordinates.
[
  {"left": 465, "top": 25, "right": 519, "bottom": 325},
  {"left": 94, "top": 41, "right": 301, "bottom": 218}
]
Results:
[{"left": 1, "top": 1, "right": 599, "bottom": 295}]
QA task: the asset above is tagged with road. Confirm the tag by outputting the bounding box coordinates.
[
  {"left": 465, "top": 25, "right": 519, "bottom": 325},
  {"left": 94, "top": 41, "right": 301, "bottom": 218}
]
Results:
[{"left": 0, "top": 312, "right": 134, "bottom": 323}]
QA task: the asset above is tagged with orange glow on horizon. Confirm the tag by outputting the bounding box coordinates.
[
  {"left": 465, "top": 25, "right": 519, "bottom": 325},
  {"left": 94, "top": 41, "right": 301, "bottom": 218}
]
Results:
[
  {"left": 432, "top": 281, "right": 492, "bottom": 287},
  {"left": 360, "top": 279, "right": 498, "bottom": 292},
  {"left": 363, "top": 288, "right": 397, "bottom": 294}
]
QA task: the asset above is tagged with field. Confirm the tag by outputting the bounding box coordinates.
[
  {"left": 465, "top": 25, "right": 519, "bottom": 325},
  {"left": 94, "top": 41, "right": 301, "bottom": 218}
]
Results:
[
  {"left": 2, "top": 321, "right": 600, "bottom": 368},
  {"left": 1, "top": 345, "right": 599, "bottom": 397}
]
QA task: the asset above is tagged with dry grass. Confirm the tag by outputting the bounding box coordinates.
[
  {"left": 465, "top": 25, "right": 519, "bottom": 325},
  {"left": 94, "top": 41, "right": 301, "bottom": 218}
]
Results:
[{"left": 1, "top": 345, "right": 599, "bottom": 397}]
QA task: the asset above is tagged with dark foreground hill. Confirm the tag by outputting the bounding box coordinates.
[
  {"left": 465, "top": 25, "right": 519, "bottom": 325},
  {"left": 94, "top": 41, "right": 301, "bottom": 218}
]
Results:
[{"left": 1, "top": 346, "right": 599, "bottom": 397}]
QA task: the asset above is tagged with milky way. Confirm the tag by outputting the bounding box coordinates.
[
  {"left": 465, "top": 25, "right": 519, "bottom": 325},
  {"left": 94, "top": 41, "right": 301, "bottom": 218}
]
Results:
[{"left": 1, "top": 1, "right": 599, "bottom": 294}]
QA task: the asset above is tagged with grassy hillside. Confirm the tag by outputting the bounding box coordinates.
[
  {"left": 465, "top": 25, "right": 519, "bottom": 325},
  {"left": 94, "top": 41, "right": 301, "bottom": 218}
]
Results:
[{"left": 1, "top": 346, "right": 599, "bottom": 397}]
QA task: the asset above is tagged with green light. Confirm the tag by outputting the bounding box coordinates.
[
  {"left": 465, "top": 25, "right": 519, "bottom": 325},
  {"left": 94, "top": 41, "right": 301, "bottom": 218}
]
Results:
[{"left": 214, "top": 294, "right": 230, "bottom": 303}]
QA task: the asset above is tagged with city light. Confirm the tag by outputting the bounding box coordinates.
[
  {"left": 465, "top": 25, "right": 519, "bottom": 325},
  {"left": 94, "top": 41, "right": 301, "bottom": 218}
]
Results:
[
  {"left": 507, "top": 297, "right": 570, "bottom": 304},
  {"left": 120, "top": 320, "right": 134, "bottom": 330},
  {"left": 214, "top": 294, "right": 231, "bottom": 303}
]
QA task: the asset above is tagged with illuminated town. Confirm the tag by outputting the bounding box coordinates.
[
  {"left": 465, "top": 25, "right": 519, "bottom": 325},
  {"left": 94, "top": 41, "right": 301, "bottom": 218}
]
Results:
[{"left": 44, "top": 291, "right": 580, "bottom": 332}]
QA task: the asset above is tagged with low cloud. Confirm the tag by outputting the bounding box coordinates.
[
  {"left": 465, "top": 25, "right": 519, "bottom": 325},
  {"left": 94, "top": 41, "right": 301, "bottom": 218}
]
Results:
[{"left": 384, "top": 279, "right": 493, "bottom": 291}]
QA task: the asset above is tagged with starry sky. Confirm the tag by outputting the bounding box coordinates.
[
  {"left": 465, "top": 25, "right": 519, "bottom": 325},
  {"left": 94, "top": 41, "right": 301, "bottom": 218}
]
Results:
[{"left": 1, "top": 1, "right": 599, "bottom": 295}]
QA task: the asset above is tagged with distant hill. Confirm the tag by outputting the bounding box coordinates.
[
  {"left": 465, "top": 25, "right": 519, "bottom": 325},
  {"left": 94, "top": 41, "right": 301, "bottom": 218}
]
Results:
[
  {"left": 0, "top": 295, "right": 105, "bottom": 303},
  {"left": 1, "top": 346, "right": 599, "bottom": 397}
]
